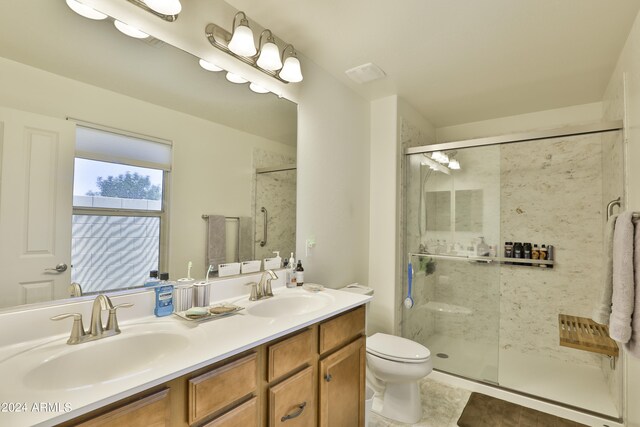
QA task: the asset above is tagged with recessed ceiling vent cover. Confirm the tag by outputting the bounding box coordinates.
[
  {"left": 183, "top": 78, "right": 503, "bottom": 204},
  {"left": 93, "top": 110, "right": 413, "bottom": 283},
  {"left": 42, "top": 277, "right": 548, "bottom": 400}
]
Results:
[{"left": 345, "top": 62, "right": 386, "bottom": 84}]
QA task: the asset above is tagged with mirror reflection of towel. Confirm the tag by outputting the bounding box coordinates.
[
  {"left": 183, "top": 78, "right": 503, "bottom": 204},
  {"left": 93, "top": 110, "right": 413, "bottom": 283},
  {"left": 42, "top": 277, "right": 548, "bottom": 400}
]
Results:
[
  {"left": 238, "top": 217, "right": 253, "bottom": 261},
  {"left": 207, "top": 215, "right": 226, "bottom": 272}
]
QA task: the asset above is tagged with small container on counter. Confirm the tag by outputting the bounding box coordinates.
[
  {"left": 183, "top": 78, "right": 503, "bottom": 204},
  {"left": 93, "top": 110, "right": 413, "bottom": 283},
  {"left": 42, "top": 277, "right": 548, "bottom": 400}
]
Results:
[
  {"left": 174, "top": 283, "right": 194, "bottom": 312},
  {"left": 193, "top": 282, "right": 211, "bottom": 307}
]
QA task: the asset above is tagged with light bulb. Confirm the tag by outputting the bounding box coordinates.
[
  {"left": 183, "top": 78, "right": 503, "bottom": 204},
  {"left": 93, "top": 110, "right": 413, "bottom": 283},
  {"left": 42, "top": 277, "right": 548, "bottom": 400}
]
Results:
[
  {"left": 279, "top": 56, "right": 303, "bottom": 82},
  {"left": 143, "top": 0, "right": 182, "bottom": 15},
  {"left": 440, "top": 153, "right": 449, "bottom": 164},
  {"left": 228, "top": 23, "right": 256, "bottom": 56},
  {"left": 249, "top": 83, "right": 269, "bottom": 94},
  {"left": 65, "top": 0, "right": 107, "bottom": 20},
  {"left": 449, "top": 159, "right": 461, "bottom": 170},
  {"left": 432, "top": 151, "right": 443, "bottom": 162},
  {"left": 226, "top": 72, "right": 248, "bottom": 84},
  {"left": 114, "top": 20, "right": 149, "bottom": 39},
  {"left": 256, "top": 41, "right": 282, "bottom": 71},
  {"left": 199, "top": 59, "right": 223, "bottom": 72}
]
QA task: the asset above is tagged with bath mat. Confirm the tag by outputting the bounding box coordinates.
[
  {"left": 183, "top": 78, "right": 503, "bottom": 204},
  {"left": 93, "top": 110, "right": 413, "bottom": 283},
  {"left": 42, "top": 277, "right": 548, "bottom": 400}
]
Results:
[{"left": 457, "top": 392, "right": 587, "bottom": 427}]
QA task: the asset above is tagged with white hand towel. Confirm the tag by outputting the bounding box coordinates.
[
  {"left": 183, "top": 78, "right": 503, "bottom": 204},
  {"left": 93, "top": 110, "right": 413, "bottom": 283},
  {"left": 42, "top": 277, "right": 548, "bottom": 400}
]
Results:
[
  {"left": 592, "top": 214, "right": 617, "bottom": 324},
  {"left": 625, "top": 219, "right": 640, "bottom": 357},
  {"left": 609, "top": 211, "right": 635, "bottom": 343}
]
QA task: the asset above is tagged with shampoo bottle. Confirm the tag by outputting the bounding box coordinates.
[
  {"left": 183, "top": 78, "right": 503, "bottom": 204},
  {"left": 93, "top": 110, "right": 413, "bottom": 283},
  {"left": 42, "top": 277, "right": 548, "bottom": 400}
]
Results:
[
  {"left": 272, "top": 251, "right": 282, "bottom": 268},
  {"left": 295, "top": 260, "right": 304, "bottom": 286}
]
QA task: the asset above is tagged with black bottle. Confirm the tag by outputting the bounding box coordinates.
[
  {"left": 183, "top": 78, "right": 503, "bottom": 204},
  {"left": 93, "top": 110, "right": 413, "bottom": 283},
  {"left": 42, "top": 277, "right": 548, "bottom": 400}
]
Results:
[
  {"left": 513, "top": 242, "right": 523, "bottom": 261},
  {"left": 523, "top": 243, "right": 532, "bottom": 266},
  {"left": 295, "top": 260, "right": 304, "bottom": 286}
]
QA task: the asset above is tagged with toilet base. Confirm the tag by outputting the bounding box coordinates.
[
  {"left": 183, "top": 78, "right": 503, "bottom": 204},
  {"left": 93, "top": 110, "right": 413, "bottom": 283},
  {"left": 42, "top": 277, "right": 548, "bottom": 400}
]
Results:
[{"left": 372, "top": 381, "right": 423, "bottom": 424}]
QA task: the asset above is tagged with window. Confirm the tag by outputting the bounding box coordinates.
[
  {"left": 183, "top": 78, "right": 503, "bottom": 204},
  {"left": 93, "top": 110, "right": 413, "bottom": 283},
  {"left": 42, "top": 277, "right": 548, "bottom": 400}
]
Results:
[{"left": 71, "top": 126, "right": 171, "bottom": 294}]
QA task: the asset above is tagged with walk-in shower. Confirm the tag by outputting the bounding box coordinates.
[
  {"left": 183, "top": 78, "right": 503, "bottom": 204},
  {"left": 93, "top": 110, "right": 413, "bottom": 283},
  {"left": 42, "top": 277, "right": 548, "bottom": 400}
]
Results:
[{"left": 401, "top": 121, "right": 625, "bottom": 419}]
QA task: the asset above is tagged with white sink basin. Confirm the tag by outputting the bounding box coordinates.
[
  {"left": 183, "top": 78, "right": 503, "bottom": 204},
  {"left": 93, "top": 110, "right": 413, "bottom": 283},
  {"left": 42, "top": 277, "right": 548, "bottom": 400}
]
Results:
[
  {"left": 247, "top": 292, "right": 334, "bottom": 318},
  {"left": 23, "top": 331, "right": 189, "bottom": 391}
]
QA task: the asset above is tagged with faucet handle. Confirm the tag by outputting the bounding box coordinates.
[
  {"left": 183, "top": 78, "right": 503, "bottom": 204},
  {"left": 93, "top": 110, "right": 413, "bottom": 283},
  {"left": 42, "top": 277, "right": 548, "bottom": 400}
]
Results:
[
  {"left": 245, "top": 282, "right": 259, "bottom": 301},
  {"left": 51, "top": 313, "right": 86, "bottom": 345},
  {"left": 106, "top": 303, "right": 134, "bottom": 333}
]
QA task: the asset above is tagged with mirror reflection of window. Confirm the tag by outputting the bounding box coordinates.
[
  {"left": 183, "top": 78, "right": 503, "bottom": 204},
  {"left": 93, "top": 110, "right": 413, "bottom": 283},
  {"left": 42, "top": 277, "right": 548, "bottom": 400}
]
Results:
[{"left": 71, "top": 126, "right": 171, "bottom": 293}]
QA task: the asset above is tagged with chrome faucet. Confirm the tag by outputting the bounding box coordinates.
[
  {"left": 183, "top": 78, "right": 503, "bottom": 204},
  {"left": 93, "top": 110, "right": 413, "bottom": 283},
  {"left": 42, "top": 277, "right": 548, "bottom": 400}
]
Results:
[{"left": 51, "top": 294, "right": 133, "bottom": 345}]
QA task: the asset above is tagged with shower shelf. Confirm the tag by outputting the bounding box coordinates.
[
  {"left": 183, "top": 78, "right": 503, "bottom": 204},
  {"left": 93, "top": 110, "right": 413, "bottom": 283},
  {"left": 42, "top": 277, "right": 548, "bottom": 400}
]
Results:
[
  {"left": 409, "top": 252, "right": 554, "bottom": 267},
  {"left": 558, "top": 314, "right": 619, "bottom": 357}
]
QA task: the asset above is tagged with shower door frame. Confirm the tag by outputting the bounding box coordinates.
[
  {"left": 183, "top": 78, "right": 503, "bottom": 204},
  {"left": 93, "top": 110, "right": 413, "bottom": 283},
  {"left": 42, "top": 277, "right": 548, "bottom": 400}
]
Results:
[{"left": 401, "top": 119, "right": 625, "bottom": 420}]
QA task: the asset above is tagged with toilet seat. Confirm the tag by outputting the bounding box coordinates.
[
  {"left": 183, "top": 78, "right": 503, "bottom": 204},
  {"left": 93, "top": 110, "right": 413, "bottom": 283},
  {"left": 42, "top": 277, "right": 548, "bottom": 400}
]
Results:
[{"left": 366, "top": 333, "right": 430, "bottom": 364}]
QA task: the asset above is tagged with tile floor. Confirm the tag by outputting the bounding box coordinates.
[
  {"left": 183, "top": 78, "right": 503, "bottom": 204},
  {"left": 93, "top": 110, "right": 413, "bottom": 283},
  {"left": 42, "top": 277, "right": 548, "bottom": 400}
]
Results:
[{"left": 369, "top": 378, "right": 471, "bottom": 427}]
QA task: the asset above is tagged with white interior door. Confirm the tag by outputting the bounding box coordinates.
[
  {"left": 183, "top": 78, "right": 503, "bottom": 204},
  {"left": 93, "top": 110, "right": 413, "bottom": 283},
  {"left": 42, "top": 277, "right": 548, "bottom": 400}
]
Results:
[{"left": 0, "top": 106, "right": 75, "bottom": 307}]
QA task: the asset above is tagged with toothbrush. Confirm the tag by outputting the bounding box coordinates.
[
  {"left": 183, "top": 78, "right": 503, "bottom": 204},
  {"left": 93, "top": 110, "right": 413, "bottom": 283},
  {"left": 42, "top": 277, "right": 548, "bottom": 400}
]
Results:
[{"left": 187, "top": 261, "right": 192, "bottom": 280}]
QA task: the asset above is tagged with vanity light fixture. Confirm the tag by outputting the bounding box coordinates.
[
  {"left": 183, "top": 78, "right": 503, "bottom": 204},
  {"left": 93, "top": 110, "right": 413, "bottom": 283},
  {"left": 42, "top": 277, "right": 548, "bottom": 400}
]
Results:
[
  {"left": 256, "top": 30, "right": 283, "bottom": 71},
  {"left": 226, "top": 72, "right": 248, "bottom": 84},
  {"left": 279, "top": 45, "right": 303, "bottom": 83},
  {"left": 199, "top": 58, "right": 223, "bottom": 72},
  {"left": 114, "top": 20, "right": 149, "bottom": 39},
  {"left": 421, "top": 158, "right": 451, "bottom": 175},
  {"left": 227, "top": 12, "right": 257, "bottom": 57},
  {"left": 205, "top": 12, "right": 303, "bottom": 85},
  {"left": 125, "top": 0, "right": 180, "bottom": 22},
  {"left": 249, "top": 83, "right": 270, "bottom": 94},
  {"left": 65, "top": 0, "right": 107, "bottom": 20}
]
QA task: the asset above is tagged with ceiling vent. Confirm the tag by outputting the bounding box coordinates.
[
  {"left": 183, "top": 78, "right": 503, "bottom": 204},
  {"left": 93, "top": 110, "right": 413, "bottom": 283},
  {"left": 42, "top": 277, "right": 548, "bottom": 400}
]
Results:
[{"left": 345, "top": 62, "right": 386, "bottom": 84}]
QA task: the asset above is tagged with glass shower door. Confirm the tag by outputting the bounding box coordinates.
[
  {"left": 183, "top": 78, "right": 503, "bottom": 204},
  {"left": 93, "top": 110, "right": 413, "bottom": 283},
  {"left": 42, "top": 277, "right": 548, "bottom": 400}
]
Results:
[{"left": 402, "top": 145, "right": 501, "bottom": 384}]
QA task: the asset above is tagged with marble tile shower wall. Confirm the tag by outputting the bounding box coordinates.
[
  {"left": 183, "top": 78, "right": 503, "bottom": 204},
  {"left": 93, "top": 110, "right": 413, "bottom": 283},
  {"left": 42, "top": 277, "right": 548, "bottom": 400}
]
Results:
[
  {"left": 499, "top": 135, "right": 604, "bottom": 366},
  {"left": 252, "top": 148, "right": 296, "bottom": 262},
  {"left": 401, "top": 117, "right": 436, "bottom": 338}
]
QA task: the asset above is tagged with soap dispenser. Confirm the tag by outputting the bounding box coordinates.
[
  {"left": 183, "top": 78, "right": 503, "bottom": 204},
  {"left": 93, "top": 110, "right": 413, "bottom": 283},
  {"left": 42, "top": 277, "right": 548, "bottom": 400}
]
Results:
[{"left": 273, "top": 251, "right": 282, "bottom": 268}]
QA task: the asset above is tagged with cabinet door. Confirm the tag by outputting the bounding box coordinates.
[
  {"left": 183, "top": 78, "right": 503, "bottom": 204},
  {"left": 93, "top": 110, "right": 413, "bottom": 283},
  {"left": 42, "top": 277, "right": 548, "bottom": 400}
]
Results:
[
  {"left": 77, "top": 389, "right": 170, "bottom": 427},
  {"left": 319, "top": 336, "right": 365, "bottom": 427},
  {"left": 269, "top": 365, "right": 315, "bottom": 427}
]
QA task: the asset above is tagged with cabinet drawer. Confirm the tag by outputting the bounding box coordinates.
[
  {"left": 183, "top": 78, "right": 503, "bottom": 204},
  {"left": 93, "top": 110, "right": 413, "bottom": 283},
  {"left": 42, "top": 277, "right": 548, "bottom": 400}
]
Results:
[
  {"left": 268, "top": 328, "right": 314, "bottom": 382},
  {"left": 319, "top": 306, "right": 365, "bottom": 354},
  {"left": 201, "top": 396, "right": 258, "bottom": 427},
  {"left": 269, "top": 365, "right": 316, "bottom": 427},
  {"left": 189, "top": 353, "right": 257, "bottom": 425},
  {"left": 77, "top": 389, "right": 170, "bottom": 427}
]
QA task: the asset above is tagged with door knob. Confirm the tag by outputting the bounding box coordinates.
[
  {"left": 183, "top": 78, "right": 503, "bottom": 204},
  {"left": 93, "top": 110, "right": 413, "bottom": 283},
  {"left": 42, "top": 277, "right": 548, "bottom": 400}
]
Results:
[{"left": 45, "top": 263, "right": 68, "bottom": 273}]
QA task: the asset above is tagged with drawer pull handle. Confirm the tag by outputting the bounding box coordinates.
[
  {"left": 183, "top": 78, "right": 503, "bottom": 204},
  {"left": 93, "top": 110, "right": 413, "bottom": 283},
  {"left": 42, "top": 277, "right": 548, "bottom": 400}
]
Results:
[
  {"left": 281, "top": 402, "right": 306, "bottom": 422},
  {"left": 324, "top": 374, "right": 332, "bottom": 382}
]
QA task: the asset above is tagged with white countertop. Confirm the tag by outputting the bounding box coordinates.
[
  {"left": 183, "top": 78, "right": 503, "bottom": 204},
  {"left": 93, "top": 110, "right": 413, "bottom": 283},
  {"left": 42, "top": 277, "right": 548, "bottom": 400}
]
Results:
[{"left": 0, "top": 284, "right": 371, "bottom": 427}]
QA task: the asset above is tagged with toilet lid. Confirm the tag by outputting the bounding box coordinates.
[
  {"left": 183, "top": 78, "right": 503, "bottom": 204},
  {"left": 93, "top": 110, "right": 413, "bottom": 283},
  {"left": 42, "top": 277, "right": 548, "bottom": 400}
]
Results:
[{"left": 366, "top": 333, "right": 430, "bottom": 363}]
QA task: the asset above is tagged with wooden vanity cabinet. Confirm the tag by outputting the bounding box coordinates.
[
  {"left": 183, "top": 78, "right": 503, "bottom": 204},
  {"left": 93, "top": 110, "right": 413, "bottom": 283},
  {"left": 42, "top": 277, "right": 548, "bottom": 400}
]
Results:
[{"left": 60, "top": 306, "right": 366, "bottom": 427}]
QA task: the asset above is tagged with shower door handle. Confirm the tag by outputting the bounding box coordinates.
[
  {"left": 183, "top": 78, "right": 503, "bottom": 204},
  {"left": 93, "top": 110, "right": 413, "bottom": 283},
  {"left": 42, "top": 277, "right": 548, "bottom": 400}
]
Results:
[{"left": 260, "top": 207, "right": 267, "bottom": 247}]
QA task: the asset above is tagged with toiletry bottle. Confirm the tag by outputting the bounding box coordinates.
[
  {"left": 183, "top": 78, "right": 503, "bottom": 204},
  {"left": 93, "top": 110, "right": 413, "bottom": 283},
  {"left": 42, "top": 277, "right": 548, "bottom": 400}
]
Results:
[
  {"left": 295, "top": 260, "right": 304, "bottom": 286},
  {"left": 513, "top": 242, "right": 523, "bottom": 260},
  {"left": 489, "top": 245, "right": 497, "bottom": 258},
  {"left": 476, "top": 237, "right": 490, "bottom": 257},
  {"left": 532, "top": 244, "right": 539, "bottom": 266},
  {"left": 504, "top": 242, "right": 513, "bottom": 264},
  {"left": 546, "top": 245, "right": 554, "bottom": 269},
  {"left": 144, "top": 270, "right": 160, "bottom": 287},
  {"left": 523, "top": 243, "right": 532, "bottom": 265},
  {"left": 288, "top": 253, "right": 297, "bottom": 287},
  {"left": 154, "top": 273, "right": 174, "bottom": 317},
  {"left": 539, "top": 245, "right": 548, "bottom": 268},
  {"left": 272, "top": 251, "right": 282, "bottom": 268}
]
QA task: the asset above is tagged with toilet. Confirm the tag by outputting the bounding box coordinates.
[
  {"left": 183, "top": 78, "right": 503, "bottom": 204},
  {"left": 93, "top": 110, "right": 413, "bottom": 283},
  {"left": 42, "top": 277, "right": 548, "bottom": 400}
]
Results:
[{"left": 366, "top": 333, "right": 432, "bottom": 424}]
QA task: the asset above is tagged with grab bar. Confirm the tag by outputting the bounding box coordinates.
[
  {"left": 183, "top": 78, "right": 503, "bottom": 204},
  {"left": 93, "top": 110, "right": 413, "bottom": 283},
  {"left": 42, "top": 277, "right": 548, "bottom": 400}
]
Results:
[
  {"left": 260, "top": 207, "right": 267, "bottom": 247},
  {"left": 607, "top": 197, "right": 621, "bottom": 221}
]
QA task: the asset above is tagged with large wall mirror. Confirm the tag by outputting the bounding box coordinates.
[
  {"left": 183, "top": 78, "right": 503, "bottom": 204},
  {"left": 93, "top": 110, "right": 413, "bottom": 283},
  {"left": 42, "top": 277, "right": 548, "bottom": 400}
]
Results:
[{"left": 0, "top": 1, "right": 297, "bottom": 310}]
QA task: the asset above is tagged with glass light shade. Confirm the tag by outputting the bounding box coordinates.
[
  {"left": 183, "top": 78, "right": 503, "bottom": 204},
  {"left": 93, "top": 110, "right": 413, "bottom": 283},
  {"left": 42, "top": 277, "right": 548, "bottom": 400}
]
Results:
[
  {"left": 431, "top": 151, "right": 443, "bottom": 162},
  {"left": 449, "top": 159, "right": 461, "bottom": 170},
  {"left": 226, "top": 72, "right": 248, "bottom": 84},
  {"left": 228, "top": 24, "right": 257, "bottom": 57},
  {"left": 440, "top": 153, "right": 449, "bottom": 164},
  {"left": 143, "top": 0, "right": 182, "bottom": 15},
  {"left": 114, "top": 20, "right": 149, "bottom": 39},
  {"left": 256, "top": 42, "right": 282, "bottom": 71},
  {"left": 65, "top": 0, "right": 107, "bottom": 20},
  {"left": 249, "top": 83, "right": 269, "bottom": 94},
  {"left": 199, "top": 59, "right": 223, "bottom": 72},
  {"left": 279, "top": 56, "right": 303, "bottom": 82}
]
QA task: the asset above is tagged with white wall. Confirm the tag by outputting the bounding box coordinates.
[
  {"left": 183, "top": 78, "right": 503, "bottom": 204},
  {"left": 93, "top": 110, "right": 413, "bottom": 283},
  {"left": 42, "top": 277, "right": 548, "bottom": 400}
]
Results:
[
  {"left": 436, "top": 102, "right": 603, "bottom": 142},
  {"left": 0, "top": 56, "right": 294, "bottom": 282},
  {"left": 296, "top": 56, "right": 371, "bottom": 288},
  {"left": 603, "top": 8, "right": 640, "bottom": 427}
]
